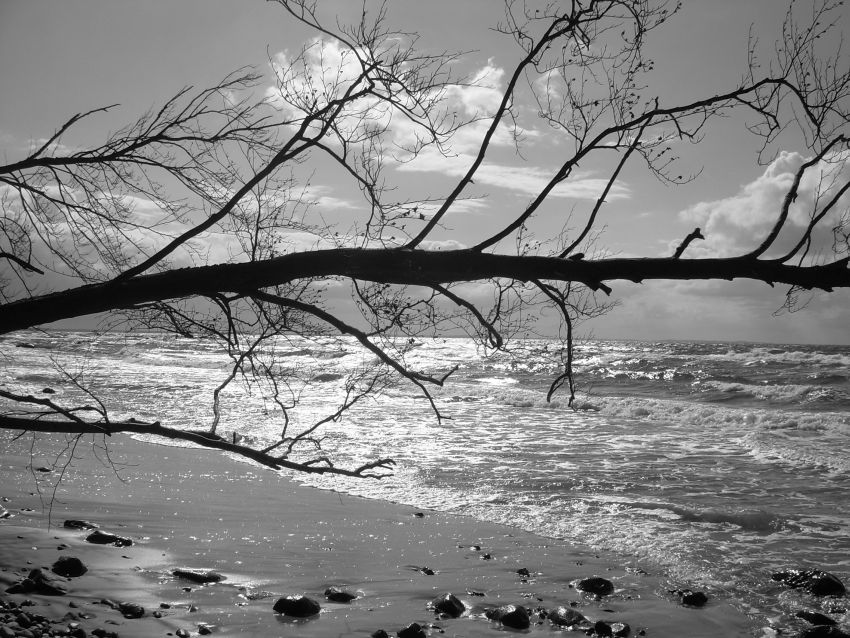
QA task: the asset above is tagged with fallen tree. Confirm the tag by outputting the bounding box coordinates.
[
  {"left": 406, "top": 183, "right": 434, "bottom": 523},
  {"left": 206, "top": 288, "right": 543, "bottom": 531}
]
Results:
[{"left": 1, "top": 0, "right": 848, "bottom": 476}]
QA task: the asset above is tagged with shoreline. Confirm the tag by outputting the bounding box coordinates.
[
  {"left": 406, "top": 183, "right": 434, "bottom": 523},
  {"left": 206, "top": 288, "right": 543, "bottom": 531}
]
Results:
[{"left": 1, "top": 433, "right": 756, "bottom": 637}]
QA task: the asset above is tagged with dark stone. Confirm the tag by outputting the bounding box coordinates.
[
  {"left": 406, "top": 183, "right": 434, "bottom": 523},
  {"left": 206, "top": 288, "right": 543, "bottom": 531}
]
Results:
[
  {"left": 418, "top": 566, "right": 435, "bottom": 575},
  {"left": 35, "top": 466, "right": 52, "bottom": 473},
  {"left": 16, "top": 343, "right": 36, "bottom": 348},
  {"left": 772, "top": 570, "right": 846, "bottom": 597},
  {"left": 172, "top": 568, "right": 224, "bottom": 584},
  {"left": 577, "top": 576, "right": 615, "bottom": 597},
  {"left": 42, "top": 388, "right": 56, "bottom": 394},
  {"left": 673, "top": 589, "right": 708, "bottom": 607},
  {"left": 429, "top": 593, "right": 465, "bottom": 617},
  {"left": 397, "top": 622, "right": 426, "bottom": 638},
  {"left": 800, "top": 627, "right": 850, "bottom": 638},
  {"left": 414, "top": 512, "right": 425, "bottom": 518},
  {"left": 797, "top": 610, "right": 838, "bottom": 626},
  {"left": 516, "top": 567, "right": 531, "bottom": 577},
  {"left": 594, "top": 620, "right": 631, "bottom": 637},
  {"left": 85, "top": 530, "right": 133, "bottom": 547},
  {"left": 52, "top": 556, "right": 88, "bottom": 578},
  {"left": 198, "top": 624, "right": 213, "bottom": 635},
  {"left": 324, "top": 586, "right": 357, "bottom": 603},
  {"left": 486, "top": 604, "right": 530, "bottom": 629},
  {"left": 64, "top": 520, "right": 99, "bottom": 530},
  {"left": 272, "top": 595, "right": 321, "bottom": 617},
  {"left": 175, "top": 630, "right": 190, "bottom": 638},
  {"left": 6, "top": 578, "right": 36, "bottom": 594},
  {"left": 26, "top": 569, "right": 67, "bottom": 595},
  {"left": 117, "top": 601, "right": 144, "bottom": 618},
  {"left": 547, "top": 606, "right": 587, "bottom": 627},
  {"left": 371, "top": 631, "right": 389, "bottom": 638}
]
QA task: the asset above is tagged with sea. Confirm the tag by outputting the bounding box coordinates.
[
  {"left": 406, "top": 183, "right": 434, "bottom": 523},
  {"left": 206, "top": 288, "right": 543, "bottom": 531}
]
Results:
[{"left": 3, "top": 330, "right": 850, "bottom": 633}]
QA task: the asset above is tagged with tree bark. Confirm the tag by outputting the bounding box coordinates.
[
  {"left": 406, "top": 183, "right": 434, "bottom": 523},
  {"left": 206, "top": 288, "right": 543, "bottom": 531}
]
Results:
[{"left": 2, "top": 249, "right": 848, "bottom": 334}]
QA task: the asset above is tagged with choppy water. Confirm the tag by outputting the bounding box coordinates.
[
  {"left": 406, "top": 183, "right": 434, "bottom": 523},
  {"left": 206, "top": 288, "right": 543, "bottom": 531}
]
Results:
[{"left": 3, "top": 331, "right": 849, "bottom": 634}]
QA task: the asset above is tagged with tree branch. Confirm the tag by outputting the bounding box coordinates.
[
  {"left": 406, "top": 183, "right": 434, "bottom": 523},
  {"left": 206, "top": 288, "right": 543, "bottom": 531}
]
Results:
[
  {"left": 2, "top": 250, "right": 848, "bottom": 334},
  {"left": 672, "top": 228, "right": 705, "bottom": 259},
  {"left": 0, "top": 415, "right": 395, "bottom": 478}
]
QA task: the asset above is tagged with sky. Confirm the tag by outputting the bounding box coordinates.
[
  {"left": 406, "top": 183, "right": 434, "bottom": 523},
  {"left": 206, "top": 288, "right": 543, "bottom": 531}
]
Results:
[{"left": 1, "top": 0, "right": 848, "bottom": 344}]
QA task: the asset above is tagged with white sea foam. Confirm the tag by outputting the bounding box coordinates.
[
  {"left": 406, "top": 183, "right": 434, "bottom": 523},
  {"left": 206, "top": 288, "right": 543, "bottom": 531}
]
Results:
[{"left": 3, "top": 331, "right": 850, "bottom": 631}]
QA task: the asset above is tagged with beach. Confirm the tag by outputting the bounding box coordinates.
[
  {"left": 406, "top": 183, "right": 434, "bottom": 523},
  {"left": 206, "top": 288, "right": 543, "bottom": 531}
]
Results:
[{"left": 0, "top": 433, "right": 755, "bottom": 637}]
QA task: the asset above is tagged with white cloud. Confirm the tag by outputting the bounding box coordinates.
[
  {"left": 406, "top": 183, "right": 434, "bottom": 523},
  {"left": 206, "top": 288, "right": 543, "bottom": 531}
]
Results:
[
  {"left": 446, "top": 61, "right": 505, "bottom": 117},
  {"left": 418, "top": 239, "right": 468, "bottom": 250},
  {"left": 304, "top": 184, "right": 361, "bottom": 211},
  {"left": 413, "top": 198, "right": 488, "bottom": 218},
  {"left": 265, "top": 39, "right": 544, "bottom": 178},
  {"left": 679, "top": 150, "right": 850, "bottom": 258},
  {"left": 396, "top": 148, "right": 630, "bottom": 201}
]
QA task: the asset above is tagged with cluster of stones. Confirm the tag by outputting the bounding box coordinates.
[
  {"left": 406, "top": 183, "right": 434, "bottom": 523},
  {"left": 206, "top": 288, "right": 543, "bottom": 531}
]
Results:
[
  {"left": 5, "top": 509, "right": 848, "bottom": 638},
  {"left": 477, "top": 576, "right": 637, "bottom": 636},
  {"left": 770, "top": 570, "right": 850, "bottom": 638},
  {"left": 271, "top": 568, "right": 850, "bottom": 638},
  {"left": 0, "top": 598, "right": 118, "bottom": 638},
  {"left": 1, "top": 519, "right": 145, "bottom": 638}
]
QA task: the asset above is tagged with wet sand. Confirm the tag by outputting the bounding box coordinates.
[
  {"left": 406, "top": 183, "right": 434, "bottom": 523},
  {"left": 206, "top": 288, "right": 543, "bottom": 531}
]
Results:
[{"left": 0, "top": 433, "right": 755, "bottom": 637}]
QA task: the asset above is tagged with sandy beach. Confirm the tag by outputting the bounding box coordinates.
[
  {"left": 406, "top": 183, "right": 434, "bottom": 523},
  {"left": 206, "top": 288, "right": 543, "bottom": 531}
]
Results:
[{"left": 1, "top": 433, "right": 756, "bottom": 637}]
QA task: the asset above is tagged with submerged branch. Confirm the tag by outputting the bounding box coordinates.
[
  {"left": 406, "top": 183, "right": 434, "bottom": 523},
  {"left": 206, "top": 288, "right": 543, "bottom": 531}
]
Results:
[{"left": 0, "top": 415, "right": 395, "bottom": 478}]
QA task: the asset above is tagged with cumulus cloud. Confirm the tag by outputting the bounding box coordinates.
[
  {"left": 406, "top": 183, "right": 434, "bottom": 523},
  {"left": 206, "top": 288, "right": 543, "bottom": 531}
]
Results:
[
  {"left": 418, "top": 239, "right": 468, "bottom": 250},
  {"left": 679, "top": 150, "right": 850, "bottom": 259},
  {"left": 413, "top": 198, "right": 488, "bottom": 218},
  {"left": 397, "top": 149, "right": 630, "bottom": 201},
  {"left": 446, "top": 61, "right": 506, "bottom": 117},
  {"left": 265, "top": 40, "right": 577, "bottom": 202}
]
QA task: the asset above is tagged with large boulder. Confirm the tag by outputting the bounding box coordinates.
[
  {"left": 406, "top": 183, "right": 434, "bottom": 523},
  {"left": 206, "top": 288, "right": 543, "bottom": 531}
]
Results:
[
  {"left": 429, "top": 593, "right": 465, "bottom": 617},
  {"left": 52, "top": 556, "right": 88, "bottom": 578},
  {"left": 85, "top": 530, "right": 133, "bottom": 547},
  {"left": 576, "top": 576, "right": 615, "bottom": 597},
  {"left": 6, "top": 569, "right": 67, "bottom": 596},
  {"left": 118, "top": 602, "right": 145, "bottom": 619},
  {"left": 273, "top": 595, "right": 321, "bottom": 617},
  {"left": 324, "top": 586, "right": 357, "bottom": 603},
  {"left": 486, "top": 604, "right": 530, "bottom": 629},
  {"left": 796, "top": 610, "right": 837, "bottom": 626},
  {"left": 772, "top": 570, "right": 846, "bottom": 597},
  {"left": 397, "top": 623, "right": 426, "bottom": 638},
  {"left": 671, "top": 588, "right": 708, "bottom": 607},
  {"left": 548, "top": 606, "right": 587, "bottom": 627}
]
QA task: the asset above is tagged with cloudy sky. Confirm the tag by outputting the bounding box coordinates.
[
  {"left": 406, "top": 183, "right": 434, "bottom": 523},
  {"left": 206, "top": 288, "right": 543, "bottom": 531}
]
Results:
[{"left": 1, "top": 0, "right": 848, "bottom": 344}]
